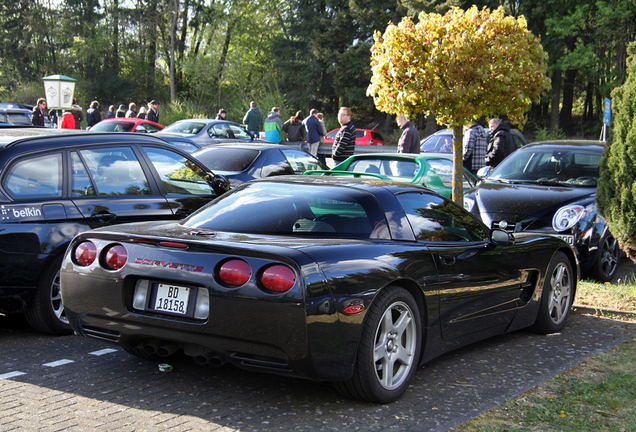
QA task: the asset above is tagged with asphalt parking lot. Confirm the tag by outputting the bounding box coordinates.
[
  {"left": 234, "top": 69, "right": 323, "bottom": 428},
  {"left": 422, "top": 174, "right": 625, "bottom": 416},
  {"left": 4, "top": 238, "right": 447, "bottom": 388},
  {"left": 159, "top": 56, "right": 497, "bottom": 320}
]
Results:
[{"left": 2, "top": 299, "right": 635, "bottom": 432}]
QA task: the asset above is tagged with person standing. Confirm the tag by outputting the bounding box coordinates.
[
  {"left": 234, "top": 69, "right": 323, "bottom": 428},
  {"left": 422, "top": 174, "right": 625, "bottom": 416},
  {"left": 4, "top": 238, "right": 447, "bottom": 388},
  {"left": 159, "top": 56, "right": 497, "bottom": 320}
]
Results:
[
  {"left": 462, "top": 121, "right": 488, "bottom": 174},
  {"left": 105, "top": 105, "right": 116, "bottom": 119},
  {"left": 31, "top": 98, "right": 46, "bottom": 126},
  {"left": 147, "top": 100, "right": 160, "bottom": 123},
  {"left": 215, "top": 109, "right": 227, "bottom": 120},
  {"left": 485, "top": 117, "right": 515, "bottom": 168},
  {"left": 71, "top": 98, "right": 83, "bottom": 129},
  {"left": 316, "top": 113, "right": 328, "bottom": 164},
  {"left": 48, "top": 108, "right": 58, "bottom": 128},
  {"left": 263, "top": 107, "right": 283, "bottom": 143},
  {"left": 137, "top": 107, "right": 147, "bottom": 119},
  {"left": 242, "top": 101, "right": 263, "bottom": 139},
  {"left": 304, "top": 109, "right": 324, "bottom": 157},
  {"left": 86, "top": 101, "right": 101, "bottom": 128},
  {"left": 396, "top": 115, "right": 420, "bottom": 154},
  {"left": 331, "top": 107, "right": 356, "bottom": 165},
  {"left": 283, "top": 111, "right": 306, "bottom": 143},
  {"left": 61, "top": 110, "right": 75, "bottom": 129},
  {"left": 125, "top": 103, "right": 137, "bottom": 119},
  {"left": 116, "top": 104, "right": 126, "bottom": 118}
]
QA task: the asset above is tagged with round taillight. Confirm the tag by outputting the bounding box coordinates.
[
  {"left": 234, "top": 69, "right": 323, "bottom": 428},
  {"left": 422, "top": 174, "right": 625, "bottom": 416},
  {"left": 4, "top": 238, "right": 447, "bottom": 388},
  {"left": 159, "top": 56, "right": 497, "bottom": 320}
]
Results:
[
  {"left": 74, "top": 241, "right": 97, "bottom": 266},
  {"left": 259, "top": 265, "right": 295, "bottom": 293},
  {"left": 218, "top": 259, "right": 251, "bottom": 287},
  {"left": 103, "top": 244, "right": 128, "bottom": 270}
]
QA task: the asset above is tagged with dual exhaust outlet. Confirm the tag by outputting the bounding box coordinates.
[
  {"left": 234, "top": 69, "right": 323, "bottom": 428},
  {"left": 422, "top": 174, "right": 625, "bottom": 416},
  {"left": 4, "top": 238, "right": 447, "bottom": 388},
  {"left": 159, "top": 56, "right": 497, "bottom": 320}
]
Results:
[{"left": 141, "top": 339, "right": 226, "bottom": 367}]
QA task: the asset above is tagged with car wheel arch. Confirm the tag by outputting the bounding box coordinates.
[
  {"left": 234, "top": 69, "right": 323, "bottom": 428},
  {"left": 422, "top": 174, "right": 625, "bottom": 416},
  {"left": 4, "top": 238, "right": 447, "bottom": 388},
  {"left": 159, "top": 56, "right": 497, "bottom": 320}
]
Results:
[{"left": 367, "top": 279, "right": 428, "bottom": 361}]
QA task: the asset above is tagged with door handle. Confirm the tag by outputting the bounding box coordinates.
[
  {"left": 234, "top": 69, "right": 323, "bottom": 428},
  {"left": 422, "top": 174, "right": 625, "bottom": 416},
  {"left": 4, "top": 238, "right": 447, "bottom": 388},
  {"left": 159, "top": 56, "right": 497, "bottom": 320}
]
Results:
[
  {"left": 92, "top": 211, "right": 117, "bottom": 223},
  {"left": 439, "top": 253, "right": 456, "bottom": 266},
  {"left": 175, "top": 209, "right": 192, "bottom": 219}
]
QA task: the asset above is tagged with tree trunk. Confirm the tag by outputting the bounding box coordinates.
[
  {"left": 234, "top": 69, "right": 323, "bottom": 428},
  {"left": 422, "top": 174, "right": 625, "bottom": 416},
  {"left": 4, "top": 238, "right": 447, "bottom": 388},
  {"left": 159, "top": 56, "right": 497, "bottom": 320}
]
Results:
[
  {"left": 560, "top": 69, "right": 577, "bottom": 135},
  {"left": 452, "top": 125, "right": 463, "bottom": 204},
  {"left": 169, "top": 0, "right": 179, "bottom": 103},
  {"left": 550, "top": 70, "right": 561, "bottom": 132}
]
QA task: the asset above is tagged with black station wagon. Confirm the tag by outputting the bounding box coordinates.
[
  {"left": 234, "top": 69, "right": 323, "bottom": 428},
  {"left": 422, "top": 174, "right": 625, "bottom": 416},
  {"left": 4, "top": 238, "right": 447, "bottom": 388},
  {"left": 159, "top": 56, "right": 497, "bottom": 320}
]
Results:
[{"left": 0, "top": 132, "right": 229, "bottom": 334}]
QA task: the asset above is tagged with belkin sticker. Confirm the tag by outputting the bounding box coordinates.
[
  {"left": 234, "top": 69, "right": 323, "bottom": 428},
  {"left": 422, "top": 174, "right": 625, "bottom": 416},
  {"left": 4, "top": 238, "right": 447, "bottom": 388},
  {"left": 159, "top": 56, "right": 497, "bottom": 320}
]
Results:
[{"left": 1, "top": 205, "right": 44, "bottom": 221}]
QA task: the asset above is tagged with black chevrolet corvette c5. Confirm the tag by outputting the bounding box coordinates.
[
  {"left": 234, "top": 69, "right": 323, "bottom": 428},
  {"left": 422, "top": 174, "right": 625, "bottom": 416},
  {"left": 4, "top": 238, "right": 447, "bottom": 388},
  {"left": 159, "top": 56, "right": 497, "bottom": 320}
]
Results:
[
  {"left": 61, "top": 176, "right": 578, "bottom": 403},
  {"left": 464, "top": 140, "right": 617, "bottom": 282}
]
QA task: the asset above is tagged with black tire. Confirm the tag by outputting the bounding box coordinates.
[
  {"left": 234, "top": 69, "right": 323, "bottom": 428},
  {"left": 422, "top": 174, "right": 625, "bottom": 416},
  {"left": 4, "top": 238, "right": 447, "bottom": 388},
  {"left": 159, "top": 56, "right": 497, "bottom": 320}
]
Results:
[
  {"left": 334, "top": 286, "right": 422, "bottom": 403},
  {"left": 25, "top": 256, "right": 73, "bottom": 335},
  {"left": 531, "top": 251, "right": 574, "bottom": 334},
  {"left": 591, "top": 232, "right": 619, "bottom": 283}
]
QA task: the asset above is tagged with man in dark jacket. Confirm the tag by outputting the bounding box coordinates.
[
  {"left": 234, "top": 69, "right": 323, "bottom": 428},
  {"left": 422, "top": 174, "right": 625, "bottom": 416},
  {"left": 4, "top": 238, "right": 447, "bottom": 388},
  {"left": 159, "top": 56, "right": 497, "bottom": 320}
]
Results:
[
  {"left": 396, "top": 115, "right": 421, "bottom": 154},
  {"left": 304, "top": 109, "right": 324, "bottom": 157},
  {"left": 331, "top": 107, "right": 356, "bottom": 165},
  {"left": 243, "top": 101, "right": 263, "bottom": 138},
  {"left": 86, "top": 101, "right": 101, "bottom": 128},
  {"left": 71, "top": 98, "right": 83, "bottom": 129},
  {"left": 31, "top": 98, "right": 46, "bottom": 126},
  {"left": 485, "top": 118, "right": 515, "bottom": 168},
  {"left": 147, "top": 100, "right": 159, "bottom": 123}
]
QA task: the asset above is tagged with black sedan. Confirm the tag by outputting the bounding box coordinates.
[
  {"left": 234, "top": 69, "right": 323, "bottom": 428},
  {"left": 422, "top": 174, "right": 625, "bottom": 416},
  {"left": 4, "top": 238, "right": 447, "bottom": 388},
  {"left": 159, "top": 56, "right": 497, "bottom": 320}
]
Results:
[
  {"left": 61, "top": 176, "right": 577, "bottom": 403},
  {"left": 0, "top": 132, "right": 229, "bottom": 335},
  {"left": 156, "top": 119, "right": 256, "bottom": 147},
  {"left": 464, "top": 140, "right": 618, "bottom": 282},
  {"left": 192, "top": 143, "right": 328, "bottom": 187}
]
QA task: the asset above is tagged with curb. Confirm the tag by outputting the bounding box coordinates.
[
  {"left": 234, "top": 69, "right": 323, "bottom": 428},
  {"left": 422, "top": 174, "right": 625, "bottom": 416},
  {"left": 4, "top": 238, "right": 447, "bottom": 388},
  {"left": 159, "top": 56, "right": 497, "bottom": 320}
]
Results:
[{"left": 572, "top": 304, "right": 636, "bottom": 320}]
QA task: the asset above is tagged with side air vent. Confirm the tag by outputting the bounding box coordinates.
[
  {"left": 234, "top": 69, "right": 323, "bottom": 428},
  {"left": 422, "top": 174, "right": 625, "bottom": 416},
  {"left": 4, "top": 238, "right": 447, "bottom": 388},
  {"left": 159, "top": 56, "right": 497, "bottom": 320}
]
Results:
[
  {"left": 80, "top": 324, "right": 121, "bottom": 342},
  {"left": 230, "top": 353, "right": 292, "bottom": 372}
]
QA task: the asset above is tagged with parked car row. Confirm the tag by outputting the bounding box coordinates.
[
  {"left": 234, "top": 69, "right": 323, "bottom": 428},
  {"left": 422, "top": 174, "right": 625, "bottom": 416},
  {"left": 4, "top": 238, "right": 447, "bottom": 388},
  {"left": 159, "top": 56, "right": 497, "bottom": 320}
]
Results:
[{"left": 0, "top": 122, "right": 610, "bottom": 404}]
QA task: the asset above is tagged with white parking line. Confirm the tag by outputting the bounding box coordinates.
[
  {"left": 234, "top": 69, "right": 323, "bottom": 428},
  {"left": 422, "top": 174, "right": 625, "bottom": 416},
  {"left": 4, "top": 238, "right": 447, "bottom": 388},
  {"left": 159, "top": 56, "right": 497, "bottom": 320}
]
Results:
[
  {"left": 43, "top": 359, "right": 75, "bottom": 367},
  {"left": 0, "top": 371, "right": 27, "bottom": 379},
  {"left": 89, "top": 348, "right": 118, "bottom": 356}
]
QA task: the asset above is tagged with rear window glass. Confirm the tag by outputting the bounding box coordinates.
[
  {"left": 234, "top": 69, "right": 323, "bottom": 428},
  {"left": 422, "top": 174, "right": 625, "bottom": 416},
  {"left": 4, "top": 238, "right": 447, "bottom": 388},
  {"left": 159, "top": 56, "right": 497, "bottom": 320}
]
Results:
[
  {"left": 163, "top": 121, "right": 207, "bottom": 134},
  {"left": 347, "top": 159, "right": 418, "bottom": 179},
  {"left": 91, "top": 121, "right": 135, "bottom": 132},
  {"left": 184, "top": 182, "right": 389, "bottom": 239},
  {"left": 194, "top": 148, "right": 259, "bottom": 171},
  {"left": 4, "top": 153, "right": 63, "bottom": 198}
]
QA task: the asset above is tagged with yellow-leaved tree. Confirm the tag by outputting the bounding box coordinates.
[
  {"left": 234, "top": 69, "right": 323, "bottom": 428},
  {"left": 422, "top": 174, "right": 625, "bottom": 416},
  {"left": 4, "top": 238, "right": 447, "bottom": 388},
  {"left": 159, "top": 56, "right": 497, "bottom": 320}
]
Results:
[{"left": 367, "top": 6, "right": 550, "bottom": 202}]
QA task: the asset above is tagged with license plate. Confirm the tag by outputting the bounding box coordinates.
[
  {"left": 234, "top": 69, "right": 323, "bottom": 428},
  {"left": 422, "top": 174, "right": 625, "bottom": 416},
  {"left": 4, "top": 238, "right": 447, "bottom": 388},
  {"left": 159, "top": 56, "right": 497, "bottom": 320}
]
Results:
[
  {"left": 153, "top": 283, "right": 190, "bottom": 315},
  {"left": 555, "top": 234, "right": 574, "bottom": 245}
]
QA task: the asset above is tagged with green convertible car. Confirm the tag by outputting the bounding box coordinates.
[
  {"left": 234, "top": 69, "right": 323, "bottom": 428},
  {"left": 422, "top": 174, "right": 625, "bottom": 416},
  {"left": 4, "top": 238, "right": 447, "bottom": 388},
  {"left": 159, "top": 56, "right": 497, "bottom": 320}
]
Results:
[{"left": 305, "top": 153, "right": 478, "bottom": 199}]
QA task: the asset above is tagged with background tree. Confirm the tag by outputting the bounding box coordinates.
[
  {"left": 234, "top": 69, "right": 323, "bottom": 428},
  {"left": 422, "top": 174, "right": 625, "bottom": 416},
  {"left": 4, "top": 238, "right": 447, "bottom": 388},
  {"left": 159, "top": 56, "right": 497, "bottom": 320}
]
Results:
[
  {"left": 597, "top": 42, "right": 636, "bottom": 261},
  {"left": 367, "top": 5, "right": 550, "bottom": 202}
]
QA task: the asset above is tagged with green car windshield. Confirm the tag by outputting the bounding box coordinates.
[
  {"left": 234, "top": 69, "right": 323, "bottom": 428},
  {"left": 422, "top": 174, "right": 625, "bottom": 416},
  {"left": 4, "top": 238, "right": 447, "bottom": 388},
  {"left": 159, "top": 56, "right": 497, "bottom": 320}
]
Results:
[{"left": 346, "top": 159, "right": 418, "bottom": 179}]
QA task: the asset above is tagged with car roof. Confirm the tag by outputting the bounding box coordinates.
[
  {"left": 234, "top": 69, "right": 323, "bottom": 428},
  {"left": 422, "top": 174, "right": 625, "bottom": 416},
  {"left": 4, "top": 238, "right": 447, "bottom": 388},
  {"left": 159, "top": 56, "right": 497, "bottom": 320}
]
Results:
[
  {"left": 522, "top": 140, "right": 605, "bottom": 150},
  {"left": 346, "top": 153, "right": 448, "bottom": 161},
  {"left": 195, "top": 143, "right": 301, "bottom": 151},
  {"left": 0, "top": 132, "right": 179, "bottom": 154},
  {"left": 0, "top": 107, "right": 32, "bottom": 114},
  {"left": 258, "top": 173, "right": 430, "bottom": 194}
]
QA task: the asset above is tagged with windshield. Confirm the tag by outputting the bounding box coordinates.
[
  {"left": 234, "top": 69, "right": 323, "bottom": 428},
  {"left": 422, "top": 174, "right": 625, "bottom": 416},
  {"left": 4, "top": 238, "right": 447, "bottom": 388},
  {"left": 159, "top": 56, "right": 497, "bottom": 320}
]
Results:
[
  {"left": 420, "top": 132, "right": 452, "bottom": 152},
  {"left": 184, "top": 182, "right": 389, "bottom": 239},
  {"left": 91, "top": 121, "right": 134, "bottom": 132},
  {"left": 194, "top": 147, "right": 259, "bottom": 171},
  {"left": 163, "top": 121, "right": 208, "bottom": 135},
  {"left": 346, "top": 159, "right": 418, "bottom": 179},
  {"left": 490, "top": 147, "right": 602, "bottom": 186}
]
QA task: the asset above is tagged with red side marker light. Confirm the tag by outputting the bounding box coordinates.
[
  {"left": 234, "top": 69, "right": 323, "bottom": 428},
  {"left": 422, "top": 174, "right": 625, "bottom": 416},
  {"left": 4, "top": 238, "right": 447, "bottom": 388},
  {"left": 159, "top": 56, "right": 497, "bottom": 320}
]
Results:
[{"left": 344, "top": 304, "right": 365, "bottom": 315}]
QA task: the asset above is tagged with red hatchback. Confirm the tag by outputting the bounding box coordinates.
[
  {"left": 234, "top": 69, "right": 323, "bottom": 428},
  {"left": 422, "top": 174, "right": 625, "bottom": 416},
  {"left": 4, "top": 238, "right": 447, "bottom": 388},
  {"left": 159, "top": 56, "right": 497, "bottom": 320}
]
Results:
[
  {"left": 89, "top": 118, "right": 164, "bottom": 133},
  {"left": 324, "top": 128, "right": 385, "bottom": 146}
]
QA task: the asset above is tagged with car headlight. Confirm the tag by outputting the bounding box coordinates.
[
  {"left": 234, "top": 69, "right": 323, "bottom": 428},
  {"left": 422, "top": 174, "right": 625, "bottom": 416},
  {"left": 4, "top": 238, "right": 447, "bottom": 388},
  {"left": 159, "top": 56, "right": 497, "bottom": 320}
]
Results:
[
  {"left": 464, "top": 197, "right": 475, "bottom": 212},
  {"left": 552, "top": 205, "right": 585, "bottom": 232}
]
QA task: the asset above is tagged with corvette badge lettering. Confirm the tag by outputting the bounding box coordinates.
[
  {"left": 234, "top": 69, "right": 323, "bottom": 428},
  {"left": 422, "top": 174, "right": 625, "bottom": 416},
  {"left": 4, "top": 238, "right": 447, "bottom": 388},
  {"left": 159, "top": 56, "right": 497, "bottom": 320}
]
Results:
[{"left": 134, "top": 258, "right": 203, "bottom": 272}]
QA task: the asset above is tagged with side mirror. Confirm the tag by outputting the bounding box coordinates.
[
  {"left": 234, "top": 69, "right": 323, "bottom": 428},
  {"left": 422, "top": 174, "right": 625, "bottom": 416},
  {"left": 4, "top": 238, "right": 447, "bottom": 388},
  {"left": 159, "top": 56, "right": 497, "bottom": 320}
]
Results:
[
  {"left": 476, "top": 166, "right": 491, "bottom": 179},
  {"left": 210, "top": 174, "right": 231, "bottom": 196},
  {"left": 490, "top": 229, "right": 513, "bottom": 246}
]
